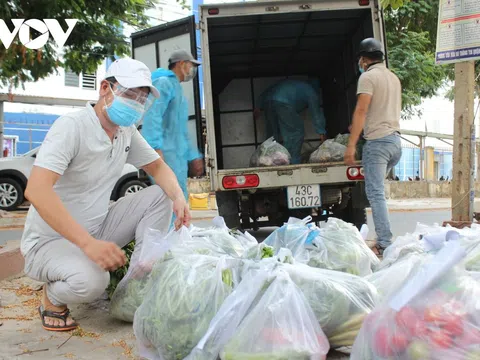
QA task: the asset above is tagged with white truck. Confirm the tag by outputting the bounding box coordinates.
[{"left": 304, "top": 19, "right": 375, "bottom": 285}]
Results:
[{"left": 132, "top": 0, "right": 388, "bottom": 230}]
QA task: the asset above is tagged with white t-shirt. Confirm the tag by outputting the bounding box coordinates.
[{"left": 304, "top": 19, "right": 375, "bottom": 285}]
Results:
[{"left": 21, "top": 103, "right": 160, "bottom": 255}]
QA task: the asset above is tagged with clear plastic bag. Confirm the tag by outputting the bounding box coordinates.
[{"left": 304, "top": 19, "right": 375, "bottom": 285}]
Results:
[
  {"left": 220, "top": 270, "right": 330, "bottom": 360},
  {"left": 186, "top": 263, "right": 273, "bottom": 360},
  {"left": 133, "top": 254, "right": 241, "bottom": 360},
  {"left": 307, "top": 217, "right": 379, "bottom": 276},
  {"left": 263, "top": 217, "right": 319, "bottom": 264},
  {"left": 250, "top": 137, "right": 291, "bottom": 167},
  {"left": 309, "top": 139, "right": 346, "bottom": 163},
  {"left": 109, "top": 227, "right": 183, "bottom": 322},
  {"left": 366, "top": 253, "right": 430, "bottom": 301},
  {"left": 351, "top": 243, "right": 480, "bottom": 360},
  {"left": 282, "top": 262, "right": 378, "bottom": 347}
]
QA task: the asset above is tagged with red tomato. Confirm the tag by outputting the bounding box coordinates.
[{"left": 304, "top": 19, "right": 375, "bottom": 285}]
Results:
[
  {"left": 455, "top": 325, "right": 480, "bottom": 347},
  {"left": 373, "top": 326, "right": 394, "bottom": 357},
  {"left": 424, "top": 305, "right": 446, "bottom": 324},
  {"left": 395, "top": 307, "right": 419, "bottom": 330},
  {"left": 410, "top": 320, "right": 429, "bottom": 339},
  {"left": 443, "top": 315, "right": 465, "bottom": 337},
  {"left": 430, "top": 331, "right": 453, "bottom": 349},
  {"left": 391, "top": 331, "right": 410, "bottom": 352}
]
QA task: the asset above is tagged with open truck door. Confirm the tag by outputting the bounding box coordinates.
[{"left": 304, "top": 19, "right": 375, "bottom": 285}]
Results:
[{"left": 131, "top": 16, "right": 204, "bottom": 164}]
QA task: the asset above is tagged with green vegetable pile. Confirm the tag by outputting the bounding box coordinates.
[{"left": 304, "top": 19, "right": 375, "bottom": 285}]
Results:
[{"left": 134, "top": 254, "right": 238, "bottom": 360}]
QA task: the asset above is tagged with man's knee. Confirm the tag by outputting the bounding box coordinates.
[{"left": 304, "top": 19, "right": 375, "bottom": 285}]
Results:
[{"left": 69, "top": 269, "right": 109, "bottom": 303}]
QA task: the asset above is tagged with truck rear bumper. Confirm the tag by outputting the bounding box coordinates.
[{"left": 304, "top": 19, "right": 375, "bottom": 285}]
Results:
[{"left": 214, "top": 163, "right": 363, "bottom": 191}]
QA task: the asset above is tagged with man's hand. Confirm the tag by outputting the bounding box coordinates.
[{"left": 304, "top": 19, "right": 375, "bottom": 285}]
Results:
[
  {"left": 319, "top": 134, "right": 327, "bottom": 143},
  {"left": 344, "top": 145, "right": 357, "bottom": 166},
  {"left": 173, "top": 197, "right": 191, "bottom": 230},
  {"left": 82, "top": 239, "right": 127, "bottom": 271},
  {"left": 189, "top": 158, "right": 204, "bottom": 177}
]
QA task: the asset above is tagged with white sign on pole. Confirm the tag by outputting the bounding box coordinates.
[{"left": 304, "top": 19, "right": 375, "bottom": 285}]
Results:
[{"left": 435, "top": 0, "right": 480, "bottom": 64}]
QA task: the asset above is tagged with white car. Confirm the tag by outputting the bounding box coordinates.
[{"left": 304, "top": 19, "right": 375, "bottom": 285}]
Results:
[{"left": 0, "top": 147, "right": 148, "bottom": 211}]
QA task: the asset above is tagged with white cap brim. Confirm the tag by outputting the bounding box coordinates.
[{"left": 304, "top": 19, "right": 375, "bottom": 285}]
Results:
[{"left": 115, "top": 75, "right": 160, "bottom": 98}]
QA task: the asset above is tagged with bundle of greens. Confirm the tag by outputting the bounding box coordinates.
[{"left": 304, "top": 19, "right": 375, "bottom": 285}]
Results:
[
  {"left": 307, "top": 218, "right": 379, "bottom": 276},
  {"left": 221, "top": 270, "right": 329, "bottom": 360},
  {"left": 282, "top": 262, "right": 378, "bottom": 347},
  {"left": 134, "top": 254, "right": 240, "bottom": 360}
]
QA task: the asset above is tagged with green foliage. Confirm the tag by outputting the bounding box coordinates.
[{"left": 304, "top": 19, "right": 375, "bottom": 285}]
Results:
[
  {"left": 0, "top": 0, "right": 157, "bottom": 87},
  {"left": 384, "top": 0, "right": 448, "bottom": 118},
  {"left": 107, "top": 240, "right": 135, "bottom": 298}
]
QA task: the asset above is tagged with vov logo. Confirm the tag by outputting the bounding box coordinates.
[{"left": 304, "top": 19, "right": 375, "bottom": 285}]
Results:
[{"left": 0, "top": 19, "right": 78, "bottom": 50}]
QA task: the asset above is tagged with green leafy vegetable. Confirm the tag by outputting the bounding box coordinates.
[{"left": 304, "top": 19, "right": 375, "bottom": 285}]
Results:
[{"left": 134, "top": 255, "right": 238, "bottom": 360}]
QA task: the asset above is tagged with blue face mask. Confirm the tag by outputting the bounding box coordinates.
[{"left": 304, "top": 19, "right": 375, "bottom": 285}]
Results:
[
  {"left": 106, "top": 91, "right": 145, "bottom": 127},
  {"left": 358, "top": 60, "right": 365, "bottom": 74}
]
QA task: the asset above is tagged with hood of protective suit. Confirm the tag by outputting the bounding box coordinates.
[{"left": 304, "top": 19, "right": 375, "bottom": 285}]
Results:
[{"left": 151, "top": 68, "right": 177, "bottom": 82}]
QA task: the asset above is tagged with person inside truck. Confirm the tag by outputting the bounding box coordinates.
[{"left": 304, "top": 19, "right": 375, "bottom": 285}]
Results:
[
  {"left": 253, "top": 79, "right": 327, "bottom": 164},
  {"left": 21, "top": 58, "right": 190, "bottom": 332},
  {"left": 344, "top": 37, "right": 402, "bottom": 256},
  {"left": 142, "top": 49, "right": 204, "bottom": 202}
]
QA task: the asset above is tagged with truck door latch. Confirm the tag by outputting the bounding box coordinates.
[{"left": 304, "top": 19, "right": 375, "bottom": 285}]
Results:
[
  {"left": 265, "top": 6, "right": 279, "bottom": 11},
  {"left": 300, "top": 4, "right": 312, "bottom": 10}
]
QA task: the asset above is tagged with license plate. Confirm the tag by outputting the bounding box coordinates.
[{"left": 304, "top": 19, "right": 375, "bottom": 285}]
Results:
[{"left": 287, "top": 185, "right": 321, "bottom": 209}]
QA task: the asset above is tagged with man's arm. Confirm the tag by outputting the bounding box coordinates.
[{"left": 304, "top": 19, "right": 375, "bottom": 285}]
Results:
[
  {"left": 127, "top": 130, "right": 190, "bottom": 229},
  {"left": 143, "top": 158, "right": 191, "bottom": 229},
  {"left": 347, "top": 94, "right": 372, "bottom": 148}
]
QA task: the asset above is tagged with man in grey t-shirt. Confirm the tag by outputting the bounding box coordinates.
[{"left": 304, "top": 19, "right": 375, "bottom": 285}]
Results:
[
  {"left": 344, "top": 38, "right": 402, "bottom": 254},
  {"left": 22, "top": 58, "right": 190, "bottom": 331}
]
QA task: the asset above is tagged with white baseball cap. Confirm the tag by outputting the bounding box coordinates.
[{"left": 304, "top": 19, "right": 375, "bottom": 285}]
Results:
[{"left": 105, "top": 58, "right": 160, "bottom": 98}]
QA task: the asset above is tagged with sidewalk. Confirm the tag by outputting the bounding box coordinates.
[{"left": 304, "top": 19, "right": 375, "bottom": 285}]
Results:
[{"left": 0, "top": 277, "right": 349, "bottom": 360}]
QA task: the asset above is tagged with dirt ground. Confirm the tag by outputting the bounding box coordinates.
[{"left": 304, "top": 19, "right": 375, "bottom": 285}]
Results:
[{"left": 0, "top": 276, "right": 350, "bottom": 360}]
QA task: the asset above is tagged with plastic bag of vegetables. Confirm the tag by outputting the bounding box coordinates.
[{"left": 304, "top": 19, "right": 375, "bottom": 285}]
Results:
[
  {"left": 220, "top": 270, "right": 330, "bottom": 360},
  {"left": 351, "top": 242, "right": 480, "bottom": 360},
  {"left": 307, "top": 217, "right": 379, "bottom": 276},
  {"left": 309, "top": 139, "right": 346, "bottom": 163},
  {"left": 134, "top": 254, "right": 241, "bottom": 360},
  {"left": 110, "top": 227, "right": 180, "bottom": 322},
  {"left": 263, "top": 217, "right": 319, "bottom": 263},
  {"left": 250, "top": 137, "right": 291, "bottom": 167},
  {"left": 281, "top": 262, "right": 378, "bottom": 347},
  {"left": 366, "top": 253, "right": 430, "bottom": 300}
]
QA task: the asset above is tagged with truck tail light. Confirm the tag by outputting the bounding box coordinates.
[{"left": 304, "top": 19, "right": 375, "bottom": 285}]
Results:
[
  {"left": 347, "top": 166, "right": 364, "bottom": 180},
  {"left": 222, "top": 174, "right": 259, "bottom": 189},
  {"left": 358, "top": 0, "right": 370, "bottom": 5},
  {"left": 208, "top": 8, "right": 219, "bottom": 15}
]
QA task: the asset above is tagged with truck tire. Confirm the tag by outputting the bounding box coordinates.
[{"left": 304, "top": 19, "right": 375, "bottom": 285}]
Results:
[
  {"left": 215, "top": 191, "right": 241, "bottom": 229},
  {"left": 342, "top": 204, "right": 367, "bottom": 230}
]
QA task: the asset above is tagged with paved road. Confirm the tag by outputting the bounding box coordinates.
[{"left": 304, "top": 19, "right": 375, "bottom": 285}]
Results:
[{"left": 0, "top": 209, "right": 452, "bottom": 246}]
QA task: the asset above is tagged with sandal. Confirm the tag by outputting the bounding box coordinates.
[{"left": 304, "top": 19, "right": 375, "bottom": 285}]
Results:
[
  {"left": 372, "top": 244, "right": 386, "bottom": 257},
  {"left": 38, "top": 305, "right": 78, "bottom": 332}
]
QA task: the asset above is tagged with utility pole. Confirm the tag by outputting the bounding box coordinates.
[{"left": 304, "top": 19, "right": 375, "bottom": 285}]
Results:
[
  {"left": 477, "top": 142, "right": 480, "bottom": 182},
  {"left": 451, "top": 61, "right": 475, "bottom": 222}
]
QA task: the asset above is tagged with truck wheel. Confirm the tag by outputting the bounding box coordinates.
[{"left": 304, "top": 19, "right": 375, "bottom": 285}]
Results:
[{"left": 215, "top": 191, "right": 241, "bottom": 229}]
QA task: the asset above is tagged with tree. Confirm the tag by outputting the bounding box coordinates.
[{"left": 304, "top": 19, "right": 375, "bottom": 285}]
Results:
[
  {"left": 383, "top": 0, "right": 479, "bottom": 117},
  {"left": 0, "top": 0, "right": 157, "bottom": 89},
  {"left": 384, "top": 0, "right": 447, "bottom": 118}
]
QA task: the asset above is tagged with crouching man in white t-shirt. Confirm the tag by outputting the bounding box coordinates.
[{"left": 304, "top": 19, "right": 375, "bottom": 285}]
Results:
[{"left": 20, "top": 58, "right": 190, "bottom": 331}]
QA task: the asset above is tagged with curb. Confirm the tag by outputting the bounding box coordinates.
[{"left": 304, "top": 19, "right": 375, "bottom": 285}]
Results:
[{"left": 0, "top": 243, "right": 24, "bottom": 281}]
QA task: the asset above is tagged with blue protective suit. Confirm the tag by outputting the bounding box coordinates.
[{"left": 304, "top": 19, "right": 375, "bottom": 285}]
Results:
[
  {"left": 141, "top": 68, "right": 202, "bottom": 200},
  {"left": 258, "top": 79, "right": 326, "bottom": 164}
]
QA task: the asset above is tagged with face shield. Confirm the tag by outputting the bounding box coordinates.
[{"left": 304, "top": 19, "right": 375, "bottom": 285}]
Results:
[{"left": 104, "top": 83, "right": 155, "bottom": 127}]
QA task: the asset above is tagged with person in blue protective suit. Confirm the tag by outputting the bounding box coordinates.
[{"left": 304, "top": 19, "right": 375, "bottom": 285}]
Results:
[
  {"left": 141, "top": 49, "right": 204, "bottom": 201},
  {"left": 254, "top": 79, "right": 327, "bottom": 164}
]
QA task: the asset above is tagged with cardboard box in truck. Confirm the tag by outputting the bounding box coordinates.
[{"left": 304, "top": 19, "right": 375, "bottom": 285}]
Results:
[{"left": 132, "top": 0, "right": 388, "bottom": 230}]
